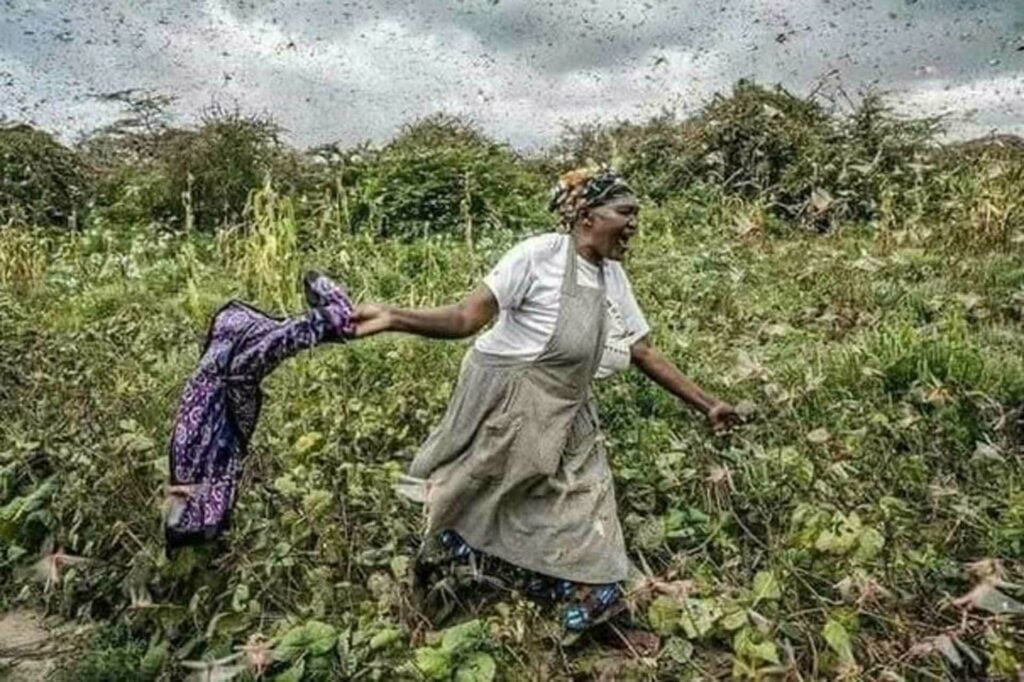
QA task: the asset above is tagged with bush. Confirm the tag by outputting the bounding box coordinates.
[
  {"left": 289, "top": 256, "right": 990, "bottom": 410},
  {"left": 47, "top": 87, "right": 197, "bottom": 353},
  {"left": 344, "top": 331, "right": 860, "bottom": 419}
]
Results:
[
  {"left": 78, "top": 91, "right": 182, "bottom": 228},
  {"left": 153, "top": 106, "right": 305, "bottom": 231},
  {"left": 314, "top": 114, "right": 547, "bottom": 239},
  {"left": 695, "top": 80, "right": 837, "bottom": 199},
  {"left": 84, "top": 104, "right": 305, "bottom": 232},
  {"left": 0, "top": 123, "right": 93, "bottom": 228},
  {"left": 550, "top": 81, "right": 944, "bottom": 232},
  {"left": 922, "top": 132, "right": 1024, "bottom": 249},
  {"left": 548, "top": 81, "right": 840, "bottom": 217},
  {"left": 546, "top": 110, "right": 699, "bottom": 202}
]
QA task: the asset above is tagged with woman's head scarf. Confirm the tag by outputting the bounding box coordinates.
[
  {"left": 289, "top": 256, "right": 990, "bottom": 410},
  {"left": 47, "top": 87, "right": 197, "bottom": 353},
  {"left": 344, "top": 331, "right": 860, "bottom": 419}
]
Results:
[{"left": 548, "top": 165, "right": 635, "bottom": 232}]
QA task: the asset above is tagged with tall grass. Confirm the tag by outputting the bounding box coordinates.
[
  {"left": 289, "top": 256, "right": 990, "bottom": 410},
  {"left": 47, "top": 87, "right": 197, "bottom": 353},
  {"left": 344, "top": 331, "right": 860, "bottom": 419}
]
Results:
[
  {"left": 217, "top": 181, "right": 302, "bottom": 312},
  {"left": 0, "top": 226, "right": 47, "bottom": 296}
]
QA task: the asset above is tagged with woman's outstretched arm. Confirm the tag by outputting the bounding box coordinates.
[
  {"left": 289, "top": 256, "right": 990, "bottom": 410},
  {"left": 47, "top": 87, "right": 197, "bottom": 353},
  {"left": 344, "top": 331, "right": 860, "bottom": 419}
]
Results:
[
  {"left": 351, "top": 284, "right": 499, "bottom": 340},
  {"left": 630, "top": 336, "right": 737, "bottom": 432}
]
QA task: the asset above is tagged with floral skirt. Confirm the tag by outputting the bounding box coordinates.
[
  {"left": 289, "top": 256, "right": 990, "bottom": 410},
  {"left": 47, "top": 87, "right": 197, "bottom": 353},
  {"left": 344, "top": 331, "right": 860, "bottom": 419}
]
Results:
[{"left": 414, "top": 529, "right": 622, "bottom": 632}]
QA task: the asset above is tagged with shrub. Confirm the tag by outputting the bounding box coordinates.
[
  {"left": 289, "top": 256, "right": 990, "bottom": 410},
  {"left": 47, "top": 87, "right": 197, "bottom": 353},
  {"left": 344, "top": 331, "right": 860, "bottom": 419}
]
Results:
[
  {"left": 78, "top": 91, "right": 181, "bottom": 228},
  {"left": 84, "top": 103, "right": 306, "bottom": 232},
  {"left": 0, "top": 123, "right": 93, "bottom": 228},
  {"left": 153, "top": 106, "right": 305, "bottom": 231},
  {"left": 549, "top": 81, "right": 944, "bottom": 232},
  {"left": 546, "top": 110, "right": 700, "bottom": 202},
  {"left": 315, "top": 114, "right": 547, "bottom": 240}
]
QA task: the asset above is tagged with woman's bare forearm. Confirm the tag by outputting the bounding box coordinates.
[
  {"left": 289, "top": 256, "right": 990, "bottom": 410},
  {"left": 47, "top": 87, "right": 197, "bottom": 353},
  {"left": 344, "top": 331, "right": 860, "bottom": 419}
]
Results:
[
  {"left": 389, "top": 303, "right": 478, "bottom": 339},
  {"left": 381, "top": 284, "right": 498, "bottom": 340},
  {"left": 631, "top": 337, "right": 720, "bottom": 415}
]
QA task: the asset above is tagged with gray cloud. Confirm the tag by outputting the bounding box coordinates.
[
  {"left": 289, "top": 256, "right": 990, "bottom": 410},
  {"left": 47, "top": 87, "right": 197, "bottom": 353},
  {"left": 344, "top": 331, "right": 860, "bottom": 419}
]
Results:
[{"left": 1, "top": 0, "right": 1021, "bottom": 150}]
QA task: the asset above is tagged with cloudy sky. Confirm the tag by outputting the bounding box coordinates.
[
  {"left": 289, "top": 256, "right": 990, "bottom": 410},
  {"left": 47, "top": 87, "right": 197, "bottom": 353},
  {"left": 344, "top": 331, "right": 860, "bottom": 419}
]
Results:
[{"left": 1, "top": 0, "right": 1022, "bottom": 151}]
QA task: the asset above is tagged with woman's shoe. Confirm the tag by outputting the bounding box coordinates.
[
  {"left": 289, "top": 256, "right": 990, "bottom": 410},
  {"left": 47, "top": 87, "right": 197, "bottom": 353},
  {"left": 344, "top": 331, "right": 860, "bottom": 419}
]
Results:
[{"left": 302, "top": 270, "right": 355, "bottom": 341}]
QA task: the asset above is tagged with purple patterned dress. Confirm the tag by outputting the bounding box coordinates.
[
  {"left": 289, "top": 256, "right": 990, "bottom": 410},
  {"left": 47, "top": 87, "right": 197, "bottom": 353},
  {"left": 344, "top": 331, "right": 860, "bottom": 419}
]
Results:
[{"left": 165, "top": 273, "right": 354, "bottom": 551}]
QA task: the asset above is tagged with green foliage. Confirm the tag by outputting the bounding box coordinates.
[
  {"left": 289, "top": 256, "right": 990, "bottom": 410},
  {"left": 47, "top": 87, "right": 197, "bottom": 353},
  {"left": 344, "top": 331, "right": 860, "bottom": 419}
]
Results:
[
  {"left": 696, "top": 80, "right": 836, "bottom": 197},
  {"left": 82, "top": 101, "right": 304, "bottom": 232},
  {"left": 548, "top": 109, "right": 697, "bottom": 201},
  {"left": 414, "top": 620, "right": 496, "bottom": 681},
  {"left": 0, "top": 226, "right": 50, "bottom": 295},
  {"left": 50, "top": 625, "right": 147, "bottom": 681},
  {"left": 155, "top": 106, "right": 303, "bottom": 231},
  {"left": 275, "top": 620, "right": 338, "bottom": 660},
  {"left": 0, "top": 123, "right": 93, "bottom": 228},
  {"left": 551, "top": 81, "right": 951, "bottom": 233},
  {"left": 2, "top": 80, "right": 1024, "bottom": 679},
  {"left": 306, "top": 113, "right": 547, "bottom": 240}
]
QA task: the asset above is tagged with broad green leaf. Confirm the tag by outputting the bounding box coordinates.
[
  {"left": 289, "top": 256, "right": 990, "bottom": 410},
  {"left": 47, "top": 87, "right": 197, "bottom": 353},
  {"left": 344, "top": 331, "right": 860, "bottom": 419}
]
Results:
[
  {"left": 273, "top": 475, "right": 298, "bottom": 497},
  {"left": 415, "top": 646, "right": 453, "bottom": 680},
  {"left": 0, "top": 478, "right": 55, "bottom": 542},
  {"left": 678, "top": 598, "right": 721, "bottom": 640},
  {"left": 369, "top": 627, "right": 402, "bottom": 650},
  {"left": 853, "top": 528, "right": 885, "bottom": 561},
  {"left": 815, "top": 514, "right": 862, "bottom": 555},
  {"left": 733, "top": 627, "right": 780, "bottom": 665},
  {"left": 441, "top": 619, "right": 487, "bottom": 653},
  {"left": 647, "top": 595, "right": 682, "bottom": 635},
  {"left": 140, "top": 640, "right": 168, "bottom": 677},
  {"left": 749, "top": 640, "right": 780, "bottom": 665},
  {"left": 822, "top": 619, "right": 855, "bottom": 662},
  {"left": 390, "top": 554, "right": 410, "bottom": 580},
  {"left": 752, "top": 571, "right": 781, "bottom": 602},
  {"left": 720, "top": 608, "right": 749, "bottom": 631},
  {"left": 662, "top": 637, "right": 694, "bottom": 664},
  {"left": 302, "top": 621, "right": 338, "bottom": 655},
  {"left": 454, "top": 651, "right": 497, "bottom": 682},
  {"left": 777, "top": 447, "right": 815, "bottom": 486},
  {"left": 275, "top": 620, "right": 338, "bottom": 660},
  {"left": 301, "top": 489, "right": 331, "bottom": 519}
]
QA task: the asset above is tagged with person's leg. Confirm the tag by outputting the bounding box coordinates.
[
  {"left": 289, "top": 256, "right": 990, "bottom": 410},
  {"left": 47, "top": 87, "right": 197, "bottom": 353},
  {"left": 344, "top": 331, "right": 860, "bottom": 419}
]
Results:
[
  {"left": 436, "top": 529, "right": 622, "bottom": 631},
  {"left": 227, "top": 301, "right": 352, "bottom": 378},
  {"left": 559, "top": 581, "right": 622, "bottom": 632},
  {"left": 440, "top": 528, "right": 474, "bottom": 561},
  {"left": 303, "top": 270, "right": 355, "bottom": 341}
]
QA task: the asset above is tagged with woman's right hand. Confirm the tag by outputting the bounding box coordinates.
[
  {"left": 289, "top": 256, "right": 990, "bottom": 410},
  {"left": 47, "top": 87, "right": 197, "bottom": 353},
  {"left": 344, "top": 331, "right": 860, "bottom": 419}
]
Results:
[
  {"left": 351, "top": 303, "right": 394, "bottom": 338},
  {"left": 707, "top": 401, "right": 739, "bottom": 434}
]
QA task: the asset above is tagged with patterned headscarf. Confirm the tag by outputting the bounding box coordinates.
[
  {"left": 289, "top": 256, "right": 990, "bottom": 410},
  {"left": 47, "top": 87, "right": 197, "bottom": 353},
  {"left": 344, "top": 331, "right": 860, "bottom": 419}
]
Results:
[{"left": 548, "top": 165, "right": 635, "bottom": 232}]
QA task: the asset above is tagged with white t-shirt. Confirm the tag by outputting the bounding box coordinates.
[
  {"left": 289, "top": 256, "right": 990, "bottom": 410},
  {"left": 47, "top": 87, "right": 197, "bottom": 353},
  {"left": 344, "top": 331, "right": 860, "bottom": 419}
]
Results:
[{"left": 475, "top": 233, "right": 650, "bottom": 378}]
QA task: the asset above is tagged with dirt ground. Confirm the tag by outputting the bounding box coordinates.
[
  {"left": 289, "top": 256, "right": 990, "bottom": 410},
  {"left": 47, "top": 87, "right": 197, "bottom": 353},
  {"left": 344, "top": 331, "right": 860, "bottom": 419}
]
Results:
[{"left": 0, "top": 610, "right": 59, "bottom": 682}]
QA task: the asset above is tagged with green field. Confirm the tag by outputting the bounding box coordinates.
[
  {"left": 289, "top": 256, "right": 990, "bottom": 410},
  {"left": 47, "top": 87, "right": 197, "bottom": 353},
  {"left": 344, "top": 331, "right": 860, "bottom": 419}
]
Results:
[{"left": 2, "top": 84, "right": 1023, "bottom": 679}]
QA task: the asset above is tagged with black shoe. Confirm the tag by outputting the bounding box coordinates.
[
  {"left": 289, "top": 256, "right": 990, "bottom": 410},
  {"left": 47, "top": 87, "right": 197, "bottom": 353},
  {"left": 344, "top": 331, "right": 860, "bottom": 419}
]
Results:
[{"left": 302, "top": 270, "right": 355, "bottom": 340}]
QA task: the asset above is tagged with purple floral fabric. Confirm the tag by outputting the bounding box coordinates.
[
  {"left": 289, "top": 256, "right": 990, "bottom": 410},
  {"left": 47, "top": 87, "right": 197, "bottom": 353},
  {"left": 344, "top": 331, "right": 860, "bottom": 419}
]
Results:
[{"left": 166, "top": 276, "right": 353, "bottom": 551}]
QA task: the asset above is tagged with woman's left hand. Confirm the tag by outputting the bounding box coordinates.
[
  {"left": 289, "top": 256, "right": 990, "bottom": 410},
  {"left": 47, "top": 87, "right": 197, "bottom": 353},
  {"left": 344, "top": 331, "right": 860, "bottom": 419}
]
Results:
[{"left": 707, "top": 401, "right": 739, "bottom": 434}]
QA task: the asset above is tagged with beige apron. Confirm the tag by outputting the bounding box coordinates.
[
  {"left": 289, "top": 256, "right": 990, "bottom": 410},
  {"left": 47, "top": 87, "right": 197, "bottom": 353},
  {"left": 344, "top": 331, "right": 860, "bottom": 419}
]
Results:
[{"left": 402, "top": 236, "right": 630, "bottom": 584}]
